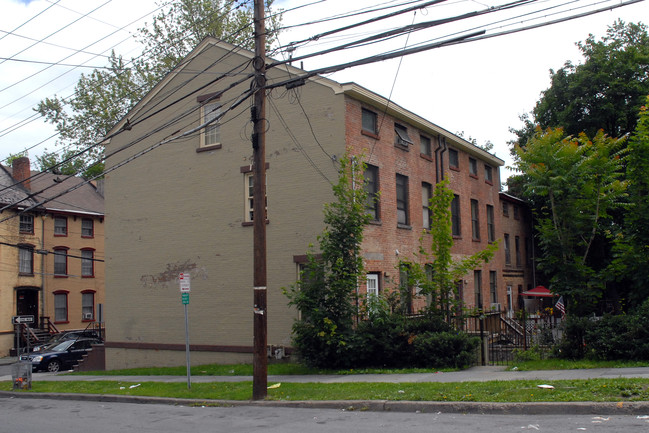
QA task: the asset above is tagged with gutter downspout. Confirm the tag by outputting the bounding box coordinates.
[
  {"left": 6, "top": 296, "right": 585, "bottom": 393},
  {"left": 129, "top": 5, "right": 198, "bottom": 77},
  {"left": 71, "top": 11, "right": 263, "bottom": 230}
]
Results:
[
  {"left": 439, "top": 136, "right": 448, "bottom": 182},
  {"left": 40, "top": 214, "right": 46, "bottom": 328}
]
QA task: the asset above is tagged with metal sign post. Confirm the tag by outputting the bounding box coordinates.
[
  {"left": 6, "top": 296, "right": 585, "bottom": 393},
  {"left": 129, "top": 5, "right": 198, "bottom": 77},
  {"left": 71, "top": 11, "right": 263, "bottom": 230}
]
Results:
[
  {"left": 179, "top": 273, "right": 191, "bottom": 389},
  {"left": 12, "top": 316, "right": 35, "bottom": 360}
]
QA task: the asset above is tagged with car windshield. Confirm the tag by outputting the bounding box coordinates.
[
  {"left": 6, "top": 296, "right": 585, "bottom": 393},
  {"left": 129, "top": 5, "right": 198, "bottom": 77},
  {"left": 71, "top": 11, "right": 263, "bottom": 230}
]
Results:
[{"left": 49, "top": 340, "right": 75, "bottom": 352}]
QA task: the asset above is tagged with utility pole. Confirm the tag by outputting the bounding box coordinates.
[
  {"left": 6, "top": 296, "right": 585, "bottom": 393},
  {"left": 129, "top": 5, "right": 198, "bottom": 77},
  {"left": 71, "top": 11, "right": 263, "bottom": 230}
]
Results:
[{"left": 252, "top": 0, "right": 268, "bottom": 401}]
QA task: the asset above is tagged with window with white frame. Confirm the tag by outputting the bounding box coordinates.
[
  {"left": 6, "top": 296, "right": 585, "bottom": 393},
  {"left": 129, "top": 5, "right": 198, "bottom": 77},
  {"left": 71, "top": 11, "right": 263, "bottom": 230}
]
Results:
[
  {"left": 81, "top": 218, "right": 94, "bottom": 238},
  {"left": 201, "top": 101, "right": 221, "bottom": 147},
  {"left": 82, "top": 291, "right": 95, "bottom": 320},
  {"left": 54, "top": 216, "right": 67, "bottom": 236},
  {"left": 54, "top": 291, "right": 68, "bottom": 322},
  {"left": 244, "top": 172, "right": 267, "bottom": 223},
  {"left": 19, "top": 245, "right": 33, "bottom": 275},
  {"left": 19, "top": 214, "right": 33, "bottom": 234},
  {"left": 81, "top": 249, "right": 94, "bottom": 277}
]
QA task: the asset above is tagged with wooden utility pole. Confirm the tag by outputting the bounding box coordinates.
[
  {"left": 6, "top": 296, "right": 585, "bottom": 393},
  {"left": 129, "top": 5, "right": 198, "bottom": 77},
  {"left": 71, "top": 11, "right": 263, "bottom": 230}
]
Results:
[{"left": 252, "top": 0, "right": 268, "bottom": 400}]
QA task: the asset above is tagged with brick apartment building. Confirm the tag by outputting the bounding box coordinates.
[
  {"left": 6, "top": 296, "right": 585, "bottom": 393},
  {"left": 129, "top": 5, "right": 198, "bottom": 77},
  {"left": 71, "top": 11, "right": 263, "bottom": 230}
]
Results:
[{"left": 102, "top": 38, "right": 533, "bottom": 369}]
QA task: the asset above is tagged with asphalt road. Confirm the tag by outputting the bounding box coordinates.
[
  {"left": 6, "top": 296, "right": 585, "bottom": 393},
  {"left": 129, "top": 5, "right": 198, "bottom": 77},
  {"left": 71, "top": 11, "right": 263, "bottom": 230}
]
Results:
[{"left": 2, "top": 397, "right": 649, "bottom": 433}]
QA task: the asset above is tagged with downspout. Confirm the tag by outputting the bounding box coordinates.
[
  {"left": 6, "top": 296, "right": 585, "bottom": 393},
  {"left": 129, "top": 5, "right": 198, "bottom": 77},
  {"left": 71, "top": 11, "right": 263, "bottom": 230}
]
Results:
[
  {"left": 40, "top": 214, "right": 46, "bottom": 328},
  {"left": 434, "top": 138, "right": 442, "bottom": 184},
  {"left": 439, "top": 136, "right": 447, "bottom": 181}
]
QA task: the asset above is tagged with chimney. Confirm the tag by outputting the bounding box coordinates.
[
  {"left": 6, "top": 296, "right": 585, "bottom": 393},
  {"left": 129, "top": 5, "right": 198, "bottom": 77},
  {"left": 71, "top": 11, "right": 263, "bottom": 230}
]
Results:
[{"left": 12, "top": 156, "right": 31, "bottom": 191}]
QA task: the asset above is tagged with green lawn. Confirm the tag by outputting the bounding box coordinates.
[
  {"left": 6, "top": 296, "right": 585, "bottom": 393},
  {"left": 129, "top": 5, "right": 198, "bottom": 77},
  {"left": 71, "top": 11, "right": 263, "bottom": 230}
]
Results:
[{"left": 2, "top": 378, "right": 649, "bottom": 402}]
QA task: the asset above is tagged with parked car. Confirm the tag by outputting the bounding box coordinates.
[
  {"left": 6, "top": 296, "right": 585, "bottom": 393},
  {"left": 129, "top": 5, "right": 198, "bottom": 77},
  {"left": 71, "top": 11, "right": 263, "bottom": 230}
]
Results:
[
  {"left": 20, "top": 338, "right": 101, "bottom": 372},
  {"left": 32, "top": 330, "right": 103, "bottom": 352}
]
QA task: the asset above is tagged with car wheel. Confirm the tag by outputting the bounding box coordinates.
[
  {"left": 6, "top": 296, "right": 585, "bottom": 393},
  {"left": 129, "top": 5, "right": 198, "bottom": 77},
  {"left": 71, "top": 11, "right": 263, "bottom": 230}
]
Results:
[{"left": 46, "top": 360, "right": 61, "bottom": 372}]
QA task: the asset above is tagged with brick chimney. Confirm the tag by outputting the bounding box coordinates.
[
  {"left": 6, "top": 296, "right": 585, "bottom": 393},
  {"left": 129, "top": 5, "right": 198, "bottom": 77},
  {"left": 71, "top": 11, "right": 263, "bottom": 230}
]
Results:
[{"left": 12, "top": 156, "right": 31, "bottom": 191}]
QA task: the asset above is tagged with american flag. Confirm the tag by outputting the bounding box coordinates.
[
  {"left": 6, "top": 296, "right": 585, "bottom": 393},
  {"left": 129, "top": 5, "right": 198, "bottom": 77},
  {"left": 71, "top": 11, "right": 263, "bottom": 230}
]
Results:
[{"left": 555, "top": 296, "right": 566, "bottom": 316}]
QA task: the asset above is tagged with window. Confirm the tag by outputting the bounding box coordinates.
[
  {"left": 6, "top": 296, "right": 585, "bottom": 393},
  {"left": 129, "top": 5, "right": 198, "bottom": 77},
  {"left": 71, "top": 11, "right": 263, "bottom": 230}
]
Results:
[
  {"left": 504, "top": 233, "right": 511, "bottom": 265},
  {"left": 54, "top": 216, "right": 67, "bottom": 236},
  {"left": 366, "top": 273, "right": 380, "bottom": 315},
  {"left": 394, "top": 123, "right": 413, "bottom": 148},
  {"left": 81, "top": 249, "right": 94, "bottom": 277},
  {"left": 201, "top": 101, "right": 221, "bottom": 147},
  {"left": 19, "top": 214, "right": 33, "bottom": 234},
  {"left": 448, "top": 148, "right": 459, "bottom": 169},
  {"left": 420, "top": 135, "right": 431, "bottom": 157},
  {"left": 81, "top": 218, "right": 94, "bottom": 238},
  {"left": 422, "top": 182, "right": 432, "bottom": 229},
  {"left": 400, "top": 264, "right": 412, "bottom": 314},
  {"left": 54, "top": 291, "right": 68, "bottom": 323},
  {"left": 364, "top": 164, "right": 380, "bottom": 220},
  {"left": 469, "top": 158, "right": 478, "bottom": 176},
  {"left": 396, "top": 174, "right": 409, "bottom": 226},
  {"left": 471, "top": 199, "right": 480, "bottom": 240},
  {"left": 526, "top": 237, "right": 533, "bottom": 266},
  {"left": 451, "top": 194, "right": 461, "bottom": 237},
  {"left": 490, "top": 271, "right": 498, "bottom": 304},
  {"left": 485, "top": 165, "right": 493, "bottom": 184},
  {"left": 19, "top": 245, "right": 33, "bottom": 275},
  {"left": 361, "top": 108, "right": 377, "bottom": 135},
  {"left": 243, "top": 172, "right": 267, "bottom": 223},
  {"left": 486, "top": 204, "right": 495, "bottom": 242},
  {"left": 502, "top": 201, "right": 509, "bottom": 217},
  {"left": 513, "top": 205, "right": 520, "bottom": 220},
  {"left": 515, "top": 236, "right": 521, "bottom": 267},
  {"left": 54, "top": 248, "right": 68, "bottom": 276},
  {"left": 474, "top": 270, "right": 482, "bottom": 308},
  {"left": 82, "top": 291, "right": 95, "bottom": 320}
]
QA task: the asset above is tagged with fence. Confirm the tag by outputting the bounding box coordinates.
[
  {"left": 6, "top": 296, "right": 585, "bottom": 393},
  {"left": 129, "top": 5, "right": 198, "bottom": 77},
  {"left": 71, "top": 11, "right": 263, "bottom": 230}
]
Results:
[{"left": 459, "top": 311, "right": 563, "bottom": 366}]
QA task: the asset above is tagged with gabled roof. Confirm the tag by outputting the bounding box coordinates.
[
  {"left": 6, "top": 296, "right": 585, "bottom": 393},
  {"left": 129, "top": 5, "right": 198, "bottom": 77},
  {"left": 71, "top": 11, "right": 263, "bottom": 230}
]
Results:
[{"left": 3, "top": 167, "right": 104, "bottom": 216}]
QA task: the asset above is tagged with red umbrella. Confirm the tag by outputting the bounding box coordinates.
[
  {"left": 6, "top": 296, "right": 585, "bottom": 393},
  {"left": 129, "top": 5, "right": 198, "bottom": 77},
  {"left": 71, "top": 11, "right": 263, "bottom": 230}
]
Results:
[{"left": 521, "top": 285, "right": 555, "bottom": 298}]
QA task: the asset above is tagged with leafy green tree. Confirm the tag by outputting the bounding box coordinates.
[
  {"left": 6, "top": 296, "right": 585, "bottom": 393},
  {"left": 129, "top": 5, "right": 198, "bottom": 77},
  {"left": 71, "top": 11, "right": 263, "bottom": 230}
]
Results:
[
  {"left": 285, "top": 155, "right": 371, "bottom": 368},
  {"left": 35, "top": 0, "right": 282, "bottom": 178},
  {"left": 511, "top": 20, "right": 649, "bottom": 148},
  {"left": 514, "top": 128, "right": 627, "bottom": 314},
  {"left": 611, "top": 97, "right": 649, "bottom": 306}
]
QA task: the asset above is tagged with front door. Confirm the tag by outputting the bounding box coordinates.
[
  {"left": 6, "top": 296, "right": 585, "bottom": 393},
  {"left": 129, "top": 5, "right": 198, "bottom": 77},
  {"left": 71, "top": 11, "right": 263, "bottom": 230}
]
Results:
[
  {"left": 16, "top": 288, "right": 39, "bottom": 319},
  {"left": 506, "top": 285, "right": 513, "bottom": 318}
]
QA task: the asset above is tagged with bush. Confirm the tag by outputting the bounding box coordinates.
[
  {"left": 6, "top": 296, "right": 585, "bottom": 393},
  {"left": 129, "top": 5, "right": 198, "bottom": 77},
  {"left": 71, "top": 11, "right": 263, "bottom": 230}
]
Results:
[{"left": 411, "top": 331, "right": 480, "bottom": 368}]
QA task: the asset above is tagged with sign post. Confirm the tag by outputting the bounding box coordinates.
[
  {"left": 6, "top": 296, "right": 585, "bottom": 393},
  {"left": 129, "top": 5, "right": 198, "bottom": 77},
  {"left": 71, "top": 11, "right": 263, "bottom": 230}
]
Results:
[
  {"left": 179, "top": 273, "right": 191, "bottom": 389},
  {"left": 12, "top": 316, "right": 35, "bottom": 360}
]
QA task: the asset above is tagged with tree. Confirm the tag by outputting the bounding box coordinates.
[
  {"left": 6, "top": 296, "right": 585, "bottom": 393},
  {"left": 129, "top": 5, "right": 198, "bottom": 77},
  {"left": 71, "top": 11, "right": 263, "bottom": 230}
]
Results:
[
  {"left": 611, "top": 97, "right": 649, "bottom": 306},
  {"left": 514, "top": 127, "right": 627, "bottom": 314},
  {"left": 285, "top": 155, "right": 371, "bottom": 368},
  {"left": 511, "top": 20, "right": 649, "bottom": 148},
  {"left": 35, "top": 0, "right": 282, "bottom": 178}
]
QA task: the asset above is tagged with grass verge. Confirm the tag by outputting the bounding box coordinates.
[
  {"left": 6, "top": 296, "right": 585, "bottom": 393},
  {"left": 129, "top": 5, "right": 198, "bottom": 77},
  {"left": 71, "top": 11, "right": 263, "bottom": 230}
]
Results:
[
  {"left": 2, "top": 378, "right": 649, "bottom": 402},
  {"left": 509, "top": 359, "right": 649, "bottom": 371}
]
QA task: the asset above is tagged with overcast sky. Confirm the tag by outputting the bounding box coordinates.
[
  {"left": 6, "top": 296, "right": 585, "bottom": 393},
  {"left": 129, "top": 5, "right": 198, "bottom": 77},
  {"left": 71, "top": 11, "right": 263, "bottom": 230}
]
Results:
[{"left": 1, "top": 0, "right": 647, "bottom": 183}]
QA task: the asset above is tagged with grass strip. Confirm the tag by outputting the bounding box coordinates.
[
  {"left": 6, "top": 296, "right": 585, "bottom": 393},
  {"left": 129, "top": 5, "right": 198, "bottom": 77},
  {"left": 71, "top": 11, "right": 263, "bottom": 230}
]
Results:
[{"left": 2, "top": 378, "right": 649, "bottom": 402}]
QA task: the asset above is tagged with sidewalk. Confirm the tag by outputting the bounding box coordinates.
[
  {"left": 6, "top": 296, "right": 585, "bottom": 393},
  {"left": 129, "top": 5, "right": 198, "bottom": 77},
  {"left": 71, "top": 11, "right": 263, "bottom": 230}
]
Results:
[{"left": 3, "top": 358, "right": 649, "bottom": 415}]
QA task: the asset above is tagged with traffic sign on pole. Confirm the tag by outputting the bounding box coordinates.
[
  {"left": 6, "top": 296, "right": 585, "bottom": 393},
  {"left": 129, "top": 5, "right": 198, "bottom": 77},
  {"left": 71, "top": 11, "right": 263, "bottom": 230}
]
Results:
[
  {"left": 179, "top": 273, "right": 191, "bottom": 292},
  {"left": 12, "top": 315, "right": 34, "bottom": 325}
]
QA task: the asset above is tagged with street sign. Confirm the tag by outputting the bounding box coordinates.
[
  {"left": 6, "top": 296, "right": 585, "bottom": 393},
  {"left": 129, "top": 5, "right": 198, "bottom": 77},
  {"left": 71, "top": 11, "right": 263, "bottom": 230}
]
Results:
[
  {"left": 12, "top": 315, "right": 34, "bottom": 325},
  {"left": 179, "top": 273, "right": 191, "bottom": 292},
  {"left": 181, "top": 292, "right": 189, "bottom": 305}
]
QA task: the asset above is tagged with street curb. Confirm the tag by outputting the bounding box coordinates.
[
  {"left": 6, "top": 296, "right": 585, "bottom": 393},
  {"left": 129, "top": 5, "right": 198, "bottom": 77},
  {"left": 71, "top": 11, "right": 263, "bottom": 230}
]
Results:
[{"left": 2, "top": 391, "right": 649, "bottom": 415}]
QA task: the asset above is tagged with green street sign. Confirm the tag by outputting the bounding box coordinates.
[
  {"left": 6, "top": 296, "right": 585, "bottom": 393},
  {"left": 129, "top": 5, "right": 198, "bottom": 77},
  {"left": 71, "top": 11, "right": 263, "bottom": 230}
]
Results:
[{"left": 181, "top": 292, "right": 189, "bottom": 305}]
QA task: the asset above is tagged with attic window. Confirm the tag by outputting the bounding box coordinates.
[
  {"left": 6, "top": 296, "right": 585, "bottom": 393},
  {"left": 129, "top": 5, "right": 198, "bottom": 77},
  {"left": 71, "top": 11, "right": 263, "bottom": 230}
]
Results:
[
  {"left": 394, "top": 124, "right": 412, "bottom": 148},
  {"left": 197, "top": 93, "right": 222, "bottom": 151}
]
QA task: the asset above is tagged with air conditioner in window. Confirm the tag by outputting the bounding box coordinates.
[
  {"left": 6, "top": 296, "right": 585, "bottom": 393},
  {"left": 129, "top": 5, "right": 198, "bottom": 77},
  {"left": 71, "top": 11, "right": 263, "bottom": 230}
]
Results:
[
  {"left": 83, "top": 313, "right": 93, "bottom": 320},
  {"left": 490, "top": 303, "right": 501, "bottom": 311}
]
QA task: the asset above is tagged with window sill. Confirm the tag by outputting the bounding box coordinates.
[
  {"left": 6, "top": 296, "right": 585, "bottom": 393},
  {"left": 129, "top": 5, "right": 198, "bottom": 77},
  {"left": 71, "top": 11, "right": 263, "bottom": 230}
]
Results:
[
  {"left": 54, "top": 275, "right": 68, "bottom": 278},
  {"left": 19, "top": 231, "right": 34, "bottom": 235},
  {"left": 449, "top": 166, "right": 460, "bottom": 172},
  {"left": 485, "top": 180, "right": 493, "bottom": 186},
  {"left": 469, "top": 174, "right": 478, "bottom": 179},
  {"left": 368, "top": 219, "right": 382, "bottom": 226},
  {"left": 472, "top": 238, "right": 481, "bottom": 242},
  {"left": 394, "top": 143, "right": 409, "bottom": 151},
  {"left": 18, "top": 273, "right": 34, "bottom": 277},
  {"left": 420, "top": 153, "right": 433, "bottom": 162},
  {"left": 397, "top": 223, "right": 412, "bottom": 230},
  {"left": 242, "top": 220, "right": 270, "bottom": 227},
  {"left": 81, "top": 235, "right": 94, "bottom": 239},
  {"left": 54, "top": 234, "right": 68, "bottom": 237},
  {"left": 361, "top": 130, "right": 380, "bottom": 140},
  {"left": 196, "top": 143, "right": 222, "bottom": 153},
  {"left": 82, "top": 319, "right": 95, "bottom": 323},
  {"left": 54, "top": 321, "right": 69, "bottom": 325},
  {"left": 82, "top": 275, "right": 95, "bottom": 279}
]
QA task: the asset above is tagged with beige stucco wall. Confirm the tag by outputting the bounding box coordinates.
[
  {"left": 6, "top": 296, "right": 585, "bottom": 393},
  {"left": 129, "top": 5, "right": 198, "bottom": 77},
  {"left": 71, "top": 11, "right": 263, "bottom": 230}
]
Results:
[{"left": 104, "top": 41, "right": 347, "bottom": 369}]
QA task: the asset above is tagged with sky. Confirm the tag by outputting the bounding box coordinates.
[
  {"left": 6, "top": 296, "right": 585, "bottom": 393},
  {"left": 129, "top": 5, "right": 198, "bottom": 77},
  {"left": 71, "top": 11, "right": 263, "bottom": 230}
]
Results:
[{"left": 0, "top": 0, "right": 648, "bottom": 183}]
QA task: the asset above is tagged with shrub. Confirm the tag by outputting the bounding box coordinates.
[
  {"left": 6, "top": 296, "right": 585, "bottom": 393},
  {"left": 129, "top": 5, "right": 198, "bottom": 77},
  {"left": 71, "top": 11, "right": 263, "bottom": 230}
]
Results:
[{"left": 411, "top": 331, "right": 480, "bottom": 368}]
